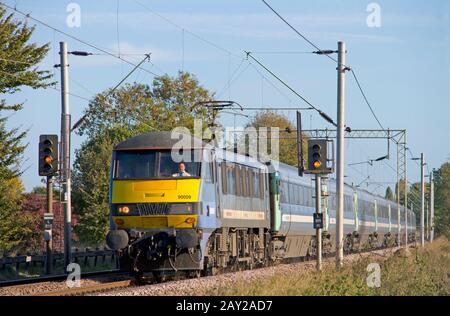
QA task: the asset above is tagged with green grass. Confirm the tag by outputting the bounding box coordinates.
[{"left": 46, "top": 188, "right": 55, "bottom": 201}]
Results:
[{"left": 192, "top": 238, "right": 450, "bottom": 296}]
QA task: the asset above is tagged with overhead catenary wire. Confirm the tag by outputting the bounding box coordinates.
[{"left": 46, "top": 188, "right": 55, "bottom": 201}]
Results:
[
  {"left": 245, "top": 52, "right": 335, "bottom": 126},
  {"left": 248, "top": 62, "right": 294, "bottom": 105},
  {"left": 116, "top": 0, "right": 121, "bottom": 58},
  {"left": 132, "top": 0, "right": 240, "bottom": 59},
  {"left": 407, "top": 147, "right": 421, "bottom": 167},
  {"left": 261, "top": 0, "right": 389, "bottom": 134},
  {"left": 0, "top": 68, "right": 96, "bottom": 104},
  {"left": 261, "top": 0, "right": 338, "bottom": 64},
  {"left": 350, "top": 69, "right": 385, "bottom": 130},
  {"left": 1, "top": 2, "right": 159, "bottom": 77},
  {"left": 262, "top": 0, "right": 427, "bottom": 198},
  {"left": 247, "top": 51, "right": 317, "bottom": 55},
  {"left": 71, "top": 53, "right": 151, "bottom": 131},
  {"left": 216, "top": 58, "right": 247, "bottom": 98}
]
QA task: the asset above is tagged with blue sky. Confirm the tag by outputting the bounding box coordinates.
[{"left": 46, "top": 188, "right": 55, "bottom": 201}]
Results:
[{"left": 2, "top": 0, "right": 449, "bottom": 201}]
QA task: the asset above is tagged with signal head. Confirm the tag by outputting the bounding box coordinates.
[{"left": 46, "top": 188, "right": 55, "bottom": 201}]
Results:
[{"left": 39, "top": 134, "right": 58, "bottom": 176}]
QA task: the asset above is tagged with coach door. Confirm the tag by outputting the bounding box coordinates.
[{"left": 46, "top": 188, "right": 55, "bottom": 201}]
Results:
[
  {"left": 215, "top": 160, "right": 223, "bottom": 218},
  {"left": 353, "top": 192, "right": 359, "bottom": 231}
]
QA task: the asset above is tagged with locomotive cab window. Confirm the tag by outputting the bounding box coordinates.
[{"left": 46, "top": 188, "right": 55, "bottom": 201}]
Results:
[{"left": 114, "top": 149, "right": 201, "bottom": 179}]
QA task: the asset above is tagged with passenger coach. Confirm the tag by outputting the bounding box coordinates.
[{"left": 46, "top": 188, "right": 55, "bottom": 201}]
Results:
[{"left": 106, "top": 131, "right": 415, "bottom": 280}]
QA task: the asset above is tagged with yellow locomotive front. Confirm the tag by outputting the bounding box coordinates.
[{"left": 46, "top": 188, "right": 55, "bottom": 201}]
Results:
[{"left": 106, "top": 132, "right": 206, "bottom": 279}]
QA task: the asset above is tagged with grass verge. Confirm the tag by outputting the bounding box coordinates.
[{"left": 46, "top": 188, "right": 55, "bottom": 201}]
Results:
[{"left": 192, "top": 238, "right": 450, "bottom": 296}]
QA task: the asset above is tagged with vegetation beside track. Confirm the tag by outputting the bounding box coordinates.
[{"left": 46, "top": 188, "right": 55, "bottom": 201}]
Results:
[{"left": 192, "top": 238, "right": 450, "bottom": 296}]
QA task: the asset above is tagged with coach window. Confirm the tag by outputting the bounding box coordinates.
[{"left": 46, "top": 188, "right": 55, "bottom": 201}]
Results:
[
  {"left": 306, "top": 186, "right": 312, "bottom": 207},
  {"left": 306, "top": 186, "right": 311, "bottom": 206},
  {"left": 247, "top": 169, "right": 251, "bottom": 197},
  {"left": 221, "top": 163, "right": 227, "bottom": 194},
  {"left": 290, "top": 184, "right": 294, "bottom": 204},
  {"left": 227, "top": 164, "right": 236, "bottom": 195},
  {"left": 299, "top": 186, "right": 305, "bottom": 206},
  {"left": 259, "top": 171, "right": 265, "bottom": 199},
  {"left": 239, "top": 166, "right": 244, "bottom": 197},
  {"left": 236, "top": 166, "right": 242, "bottom": 196},
  {"left": 330, "top": 194, "right": 335, "bottom": 210},
  {"left": 290, "top": 184, "right": 295, "bottom": 204},
  {"left": 287, "top": 183, "right": 293, "bottom": 204},
  {"left": 292, "top": 184, "right": 297, "bottom": 205},
  {"left": 245, "top": 168, "right": 251, "bottom": 197},
  {"left": 203, "top": 161, "right": 213, "bottom": 182},
  {"left": 281, "top": 181, "right": 288, "bottom": 203},
  {"left": 279, "top": 180, "right": 285, "bottom": 203},
  {"left": 248, "top": 169, "right": 254, "bottom": 197},
  {"left": 253, "top": 171, "right": 260, "bottom": 198},
  {"left": 242, "top": 167, "right": 248, "bottom": 197},
  {"left": 367, "top": 202, "right": 371, "bottom": 217}
]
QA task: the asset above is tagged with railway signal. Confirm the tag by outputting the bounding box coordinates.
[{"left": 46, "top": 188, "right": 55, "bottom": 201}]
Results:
[
  {"left": 39, "top": 135, "right": 58, "bottom": 176},
  {"left": 305, "top": 139, "right": 333, "bottom": 174}
]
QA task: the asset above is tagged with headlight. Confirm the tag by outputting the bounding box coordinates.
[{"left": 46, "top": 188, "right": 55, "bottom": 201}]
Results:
[
  {"left": 184, "top": 217, "right": 196, "bottom": 224},
  {"left": 118, "top": 206, "right": 130, "bottom": 214}
]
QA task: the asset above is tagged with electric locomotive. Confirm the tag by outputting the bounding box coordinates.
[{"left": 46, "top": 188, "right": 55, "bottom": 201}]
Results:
[{"left": 106, "top": 131, "right": 416, "bottom": 279}]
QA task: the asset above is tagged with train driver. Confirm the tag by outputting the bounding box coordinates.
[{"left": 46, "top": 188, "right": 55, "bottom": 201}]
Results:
[{"left": 172, "top": 162, "right": 191, "bottom": 177}]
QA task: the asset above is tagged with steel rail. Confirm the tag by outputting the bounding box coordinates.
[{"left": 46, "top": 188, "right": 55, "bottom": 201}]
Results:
[{"left": 0, "top": 269, "right": 120, "bottom": 287}]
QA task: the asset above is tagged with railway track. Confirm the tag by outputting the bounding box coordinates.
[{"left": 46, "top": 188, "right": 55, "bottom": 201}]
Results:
[
  {"left": 0, "top": 247, "right": 414, "bottom": 296},
  {"left": 33, "top": 279, "right": 134, "bottom": 296},
  {"left": 0, "top": 269, "right": 121, "bottom": 287},
  {"left": 0, "top": 270, "right": 130, "bottom": 296},
  {"left": 92, "top": 245, "right": 410, "bottom": 296}
]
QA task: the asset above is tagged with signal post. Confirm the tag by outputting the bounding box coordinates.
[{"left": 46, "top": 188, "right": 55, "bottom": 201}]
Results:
[
  {"left": 305, "top": 139, "right": 334, "bottom": 272},
  {"left": 44, "top": 177, "right": 53, "bottom": 274},
  {"left": 39, "top": 135, "right": 58, "bottom": 274}
]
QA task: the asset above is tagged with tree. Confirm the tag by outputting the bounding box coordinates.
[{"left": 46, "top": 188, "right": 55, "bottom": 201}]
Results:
[
  {"left": 395, "top": 179, "right": 407, "bottom": 206},
  {"left": 385, "top": 186, "right": 394, "bottom": 201},
  {"left": 408, "top": 181, "right": 430, "bottom": 223},
  {"left": 72, "top": 127, "right": 135, "bottom": 245},
  {"left": 0, "top": 6, "right": 52, "bottom": 254},
  {"left": 31, "top": 185, "right": 61, "bottom": 197},
  {"left": 72, "top": 72, "right": 216, "bottom": 245},
  {"left": 243, "top": 111, "right": 308, "bottom": 167},
  {"left": 76, "top": 72, "right": 214, "bottom": 138},
  {"left": 433, "top": 162, "right": 450, "bottom": 238},
  {"left": 0, "top": 177, "right": 40, "bottom": 254}
]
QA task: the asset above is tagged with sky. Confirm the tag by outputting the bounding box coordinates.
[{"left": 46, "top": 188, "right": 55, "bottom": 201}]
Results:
[{"left": 2, "top": 0, "right": 449, "bottom": 203}]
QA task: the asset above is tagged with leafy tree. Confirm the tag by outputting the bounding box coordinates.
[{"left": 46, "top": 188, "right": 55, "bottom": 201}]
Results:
[
  {"left": 385, "top": 186, "right": 394, "bottom": 201},
  {"left": 433, "top": 162, "right": 450, "bottom": 238},
  {"left": 408, "top": 181, "right": 430, "bottom": 223},
  {"left": 0, "top": 6, "right": 52, "bottom": 254},
  {"left": 73, "top": 127, "right": 135, "bottom": 245},
  {"left": 395, "top": 179, "right": 407, "bottom": 206},
  {"left": 0, "top": 177, "right": 40, "bottom": 254},
  {"left": 31, "top": 185, "right": 61, "bottom": 197},
  {"left": 31, "top": 186, "right": 47, "bottom": 195},
  {"left": 243, "top": 111, "right": 308, "bottom": 167},
  {"left": 76, "top": 72, "right": 214, "bottom": 138},
  {"left": 72, "top": 72, "right": 215, "bottom": 245}
]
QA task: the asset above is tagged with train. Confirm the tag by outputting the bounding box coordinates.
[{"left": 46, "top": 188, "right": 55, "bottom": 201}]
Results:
[{"left": 106, "top": 131, "right": 416, "bottom": 280}]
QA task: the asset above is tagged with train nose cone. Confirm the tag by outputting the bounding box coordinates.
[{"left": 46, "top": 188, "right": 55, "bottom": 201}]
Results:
[{"left": 106, "top": 229, "right": 129, "bottom": 250}]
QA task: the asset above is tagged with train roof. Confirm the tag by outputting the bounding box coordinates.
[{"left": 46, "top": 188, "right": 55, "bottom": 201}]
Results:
[
  {"left": 114, "top": 131, "right": 207, "bottom": 150},
  {"left": 114, "top": 131, "right": 410, "bottom": 212}
]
